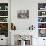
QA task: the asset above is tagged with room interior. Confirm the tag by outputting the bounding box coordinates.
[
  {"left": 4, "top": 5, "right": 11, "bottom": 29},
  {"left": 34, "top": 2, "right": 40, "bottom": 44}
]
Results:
[{"left": 0, "top": 0, "right": 46, "bottom": 46}]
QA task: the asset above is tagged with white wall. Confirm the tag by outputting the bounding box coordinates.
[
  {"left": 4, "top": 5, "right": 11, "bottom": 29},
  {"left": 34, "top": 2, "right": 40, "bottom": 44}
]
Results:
[
  {"left": 11, "top": 0, "right": 46, "bottom": 46},
  {"left": 11, "top": 0, "right": 38, "bottom": 30},
  {"left": 11, "top": 0, "right": 46, "bottom": 30}
]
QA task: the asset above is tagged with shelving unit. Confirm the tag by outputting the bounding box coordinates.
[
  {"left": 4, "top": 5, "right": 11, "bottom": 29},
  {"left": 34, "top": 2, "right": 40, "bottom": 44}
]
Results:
[
  {"left": 0, "top": 10, "right": 8, "bottom": 11},
  {"left": 0, "top": 3, "right": 8, "bottom": 37},
  {"left": 38, "top": 3, "right": 46, "bottom": 37},
  {"left": 38, "top": 15, "right": 46, "bottom": 17},
  {"left": 38, "top": 10, "right": 46, "bottom": 12}
]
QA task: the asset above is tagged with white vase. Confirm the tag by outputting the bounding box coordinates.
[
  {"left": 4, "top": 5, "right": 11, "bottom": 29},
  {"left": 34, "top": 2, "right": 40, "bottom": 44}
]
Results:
[{"left": 21, "top": 40, "right": 25, "bottom": 46}]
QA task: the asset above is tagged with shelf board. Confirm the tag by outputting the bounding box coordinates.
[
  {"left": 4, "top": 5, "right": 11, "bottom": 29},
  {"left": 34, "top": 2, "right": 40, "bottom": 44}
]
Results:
[
  {"left": 38, "top": 16, "right": 46, "bottom": 17},
  {"left": 0, "top": 10, "right": 8, "bottom": 11},
  {"left": 38, "top": 28, "right": 46, "bottom": 29},
  {"left": 38, "top": 10, "right": 46, "bottom": 11},
  {"left": 38, "top": 22, "right": 46, "bottom": 23},
  {"left": 0, "top": 16, "right": 8, "bottom": 17},
  {"left": 0, "top": 22, "right": 8, "bottom": 23}
]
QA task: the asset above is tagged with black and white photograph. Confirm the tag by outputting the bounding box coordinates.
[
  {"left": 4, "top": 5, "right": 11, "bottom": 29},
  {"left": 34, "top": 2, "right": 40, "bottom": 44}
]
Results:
[{"left": 17, "top": 10, "right": 29, "bottom": 19}]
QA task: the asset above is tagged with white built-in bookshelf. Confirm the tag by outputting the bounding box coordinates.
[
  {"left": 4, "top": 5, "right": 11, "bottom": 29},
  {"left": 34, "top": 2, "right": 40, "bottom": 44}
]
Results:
[{"left": 38, "top": 3, "right": 46, "bottom": 37}]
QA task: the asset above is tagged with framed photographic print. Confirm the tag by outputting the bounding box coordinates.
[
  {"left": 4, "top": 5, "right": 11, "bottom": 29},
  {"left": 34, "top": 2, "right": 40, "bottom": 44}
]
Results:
[{"left": 17, "top": 10, "right": 29, "bottom": 19}]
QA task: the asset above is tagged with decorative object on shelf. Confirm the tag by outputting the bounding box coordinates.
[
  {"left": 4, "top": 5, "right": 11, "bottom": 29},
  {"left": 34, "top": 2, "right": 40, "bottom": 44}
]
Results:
[
  {"left": 38, "top": 23, "right": 46, "bottom": 28},
  {"left": 0, "top": 23, "right": 8, "bottom": 30},
  {"left": 29, "top": 25, "right": 35, "bottom": 30},
  {"left": 40, "top": 8, "right": 44, "bottom": 10},
  {"left": 38, "top": 11, "right": 46, "bottom": 16},
  {"left": 17, "top": 40, "right": 21, "bottom": 45},
  {"left": 17, "top": 10, "right": 29, "bottom": 19},
  {"left": 0, "top": 23, "right": 8, "bottom": 37},
  {"left": 0, "top": 3, "right": 8, "bottom": 10},
  {"left": 42, "top": 11, "right": 46, "bottom": 16},
  {"left": 11, "top": 23, "right": 16, "bottom": 30},
  {"left": 15, "top": 35, "right": 32, "bottom": 46},
  {"left": 0, "top": 6, "right": 1, "bottom": 10},
  {"left": 38, "top": 17, "right": 46, "bottom": 22},
  {"left": 0, "top": 11, "right": 8, "bottom": 16},
  {"left": 5, "top": 6, "right": 8, "bottom": 10},
  {"left": 38, "top": 29, "right": 46, "bottom": 37},
  {"left": 38, "top": 3, "right": 46, "bottom": 10},
  {"left": 19, "top": 35, "right": 29, "bottom": 40},
  {"left": 42, "top": 12, "right": 45, "bottom": 15},
  {"left": 38, "top": 17, "right": 43, "bottom": 22},
  {"left": 0, "top": 17, "right": 8, "bottom": 22}
]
